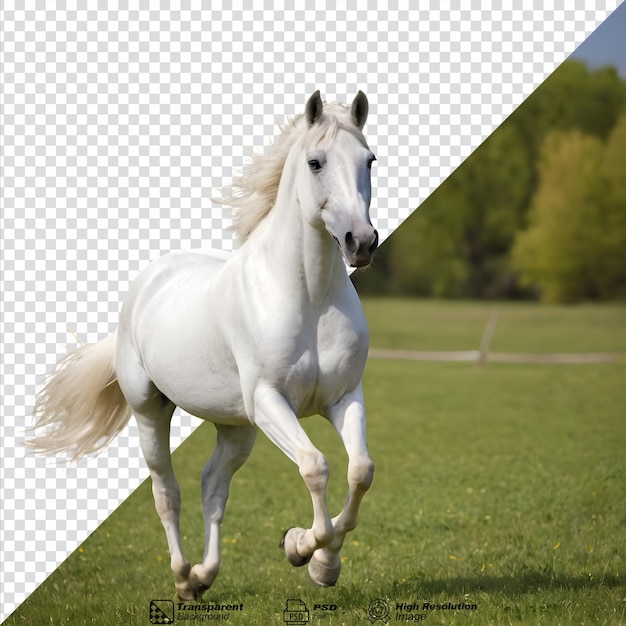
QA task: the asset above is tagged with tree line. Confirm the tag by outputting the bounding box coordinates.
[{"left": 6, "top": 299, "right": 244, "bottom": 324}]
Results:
[{"left": 354, "top": 61, "right": 626, "bottom": 302}]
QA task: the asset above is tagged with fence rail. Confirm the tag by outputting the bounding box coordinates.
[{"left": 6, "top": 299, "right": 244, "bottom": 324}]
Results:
[
  {"left": 368, "top": 310, "right": 624, "bottom": 366},
  {"left": 368, "top": 348, "right": 624, "bottom": 365}
]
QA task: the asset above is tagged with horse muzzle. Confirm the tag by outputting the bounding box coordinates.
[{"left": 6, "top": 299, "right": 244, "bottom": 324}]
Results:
[{"left": 343, "top": 228, "right": 378, "bottom": 268}]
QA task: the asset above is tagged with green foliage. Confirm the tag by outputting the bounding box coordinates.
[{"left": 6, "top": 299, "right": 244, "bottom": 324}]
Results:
[
  {"left": 512, "top": 130, "right": 605, "bottom": 302},
  {"left": 513, "top": 116, "right": 626, "bottom": 302},
  {"left": 356, "top": 61, "right": 626, "bottom": 302},
  {"left": 599, "top": 113, "right": 626, "bottom": 296},
  {"left": 509, "top": 61, "right": 626, "bottom": 154}
]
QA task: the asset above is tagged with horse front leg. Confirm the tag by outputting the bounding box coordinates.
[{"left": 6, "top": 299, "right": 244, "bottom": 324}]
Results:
[
  {"left": 188, "top": 424, "right": 256, "bottom": 596},
  {"left": 252, "top": 385, "right": 335, "bottom": 569},
  {"left": 310, "top": 384, "right": 374, "bottom": 586}
]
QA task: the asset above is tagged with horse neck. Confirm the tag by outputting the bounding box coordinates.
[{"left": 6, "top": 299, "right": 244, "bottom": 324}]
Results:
[{"left": 259, "top": 168, "right": 346, "bottom": 306}]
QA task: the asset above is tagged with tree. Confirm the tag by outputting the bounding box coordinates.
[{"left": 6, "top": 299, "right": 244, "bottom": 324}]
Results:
[
  {"left": 593, "top": 112, "right": 626, "bottom": 299},
  {"left": 512, "top": 117, "right": 626, "bottom": 302},
  {"left": 508, "top": 61, "right": 626, "bottom": 159}
]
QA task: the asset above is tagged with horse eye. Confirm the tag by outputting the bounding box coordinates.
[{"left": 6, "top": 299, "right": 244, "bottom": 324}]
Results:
[{"left": 308, "top": 159, "right": 322, "bottom": 172}]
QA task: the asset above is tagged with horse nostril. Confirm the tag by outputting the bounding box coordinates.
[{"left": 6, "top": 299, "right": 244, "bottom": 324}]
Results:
[
  {"left": 345, "top": 231, "right": 357, "bottom": 253},
  {"left": 368, "top": 230, "right": 379, "bottom": 255}
]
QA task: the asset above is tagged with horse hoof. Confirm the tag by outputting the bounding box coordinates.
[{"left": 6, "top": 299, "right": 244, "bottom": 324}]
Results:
[
  {"left": 280, "top": 527, "right": 311, "bottom": 567},
  {"left": 308, "top": 553, "right": 341, "bottom": 587},
  {"left": 176, "top": 582, "right": 199, "bottom": 602},
  {"left": 187, "top": 563, "right": 217, "bottom": 598}
]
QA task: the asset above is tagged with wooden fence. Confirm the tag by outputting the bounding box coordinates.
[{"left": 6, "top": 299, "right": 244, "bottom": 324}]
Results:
[{"left": 368, "top": 312, "right": 624, "bottom": 367}]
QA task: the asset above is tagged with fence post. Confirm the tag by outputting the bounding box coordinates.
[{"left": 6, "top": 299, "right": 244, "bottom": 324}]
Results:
[{"left": 476, "top": 311, "right": 499, "bottom": 369}]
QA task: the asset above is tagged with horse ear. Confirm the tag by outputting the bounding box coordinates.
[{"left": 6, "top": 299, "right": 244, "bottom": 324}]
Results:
[
  {"left": 305, "top": 90, "right": 324, "bottom": 126},
  {"left": 351, "top": 91, "right": 368, "bottom": 129}
]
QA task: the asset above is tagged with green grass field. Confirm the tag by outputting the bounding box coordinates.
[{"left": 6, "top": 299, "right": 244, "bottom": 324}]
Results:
[
  {"left": 361, "top": 299, "right": 626, "bottom": 353},
  {"left": 5, "top": 300, "right": 626, "bottom": 625}
]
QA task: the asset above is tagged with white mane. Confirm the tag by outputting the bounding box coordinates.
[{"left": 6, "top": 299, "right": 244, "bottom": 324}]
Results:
[{"left": 224, "top": 101, "right": 368, "bottom": 242}]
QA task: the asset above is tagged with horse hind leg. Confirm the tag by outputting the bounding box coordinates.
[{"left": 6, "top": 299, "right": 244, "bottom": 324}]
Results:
[
  {"left": 133, "top": 398, "right": 195, "bottom": 600},
  {"left": 188, "top": 424, "right": 256, "bottom": 596}
]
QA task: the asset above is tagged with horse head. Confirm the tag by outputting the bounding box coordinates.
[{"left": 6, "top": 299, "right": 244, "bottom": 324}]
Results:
[{"left": 300, "top": 90, "right": 379, "bottom": 268}]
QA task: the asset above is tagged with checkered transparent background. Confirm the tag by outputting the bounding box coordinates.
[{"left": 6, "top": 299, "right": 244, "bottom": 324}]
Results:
[{"left": 1, "top": 2, "right": 620, "bottom": 619}]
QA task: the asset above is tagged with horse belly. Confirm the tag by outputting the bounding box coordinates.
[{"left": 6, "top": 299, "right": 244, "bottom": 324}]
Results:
[
  {"left": 152, "top": 358, "right": 246, "bottom": 423},
  {"left": 138, "top": 313, "right": 247, "bottom": 422}
]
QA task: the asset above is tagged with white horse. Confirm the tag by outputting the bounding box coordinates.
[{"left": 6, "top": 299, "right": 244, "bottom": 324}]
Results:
[{"left": 29, "top": 90, "right": 378, "bottom": 600}]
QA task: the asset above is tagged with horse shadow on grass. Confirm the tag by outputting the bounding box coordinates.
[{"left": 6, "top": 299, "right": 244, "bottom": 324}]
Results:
[
  {"left": 317, "top": 568, "right": 624, "bottom": 615},
  {"left": 384, "top": 568, "right": 624, "bottom": 597},
  {"left": 312, "top": 569, "right": 626, "bottom": 617}
]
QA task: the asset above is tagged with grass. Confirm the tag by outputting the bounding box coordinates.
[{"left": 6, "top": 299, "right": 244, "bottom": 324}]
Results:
[{"left": 4, "top": 299, "right": 626, "bottom": 625}]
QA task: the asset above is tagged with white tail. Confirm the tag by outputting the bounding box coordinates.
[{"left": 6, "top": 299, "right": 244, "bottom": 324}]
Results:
[{"left": 28, "top": 333, "right": 132, "bottom": 460}]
